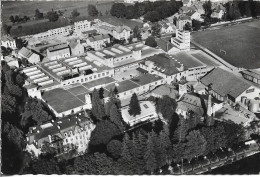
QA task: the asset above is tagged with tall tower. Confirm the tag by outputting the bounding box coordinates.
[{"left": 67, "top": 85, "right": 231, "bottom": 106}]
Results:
[{"left": 206, "top": 84, "right": 214, "bottom": 126}]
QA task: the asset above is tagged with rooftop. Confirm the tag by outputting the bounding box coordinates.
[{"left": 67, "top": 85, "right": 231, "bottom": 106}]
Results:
[
  {"left": 19, "top": 47, "right": 34, "bottom": 58},
  {"left": 130, "top": 73, "right": 163, "bottom": 86},
  {"left": 170, "top": 52, "right": 205, "bottom": 69},
  {"left": 121, "top": 101, "right": 157, "bottom": 123},
  {"left": 200, "top": 68, "right": 252, "bottom": 98},
  {"left": 104, "top": 80, "right": 139, "bottom": 95},
  {"left": 47, "top": 43, "right": 69, "bottom": 52},
  {"left": 42, "top": 88, "right": 86, "bottom": 113},
  {"left": 82, "top": 77, "right": 116, "bottom": 89},
  {"left": 151, "top": 84, "right": 179, "bottom": 99},
  {"left": 88, "top": 34, "right": 110, "bottom": 42},
  {"left": 156, "top": 37, "right": 175, "bottom": 52}
]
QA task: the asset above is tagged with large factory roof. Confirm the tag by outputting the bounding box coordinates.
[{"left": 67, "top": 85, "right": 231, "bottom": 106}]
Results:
[{"left": 200, "top": 68, "right": 252, "bottom": 98}]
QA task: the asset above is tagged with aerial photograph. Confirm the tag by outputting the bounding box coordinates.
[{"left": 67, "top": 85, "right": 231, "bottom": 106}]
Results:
[{"left": 1, "top": 0, "right": 260, "bottom": 175}]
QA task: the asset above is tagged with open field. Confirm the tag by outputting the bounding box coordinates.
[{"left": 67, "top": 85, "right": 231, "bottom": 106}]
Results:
[
  {"left": 192, "top": 20, "right": 260, "bottom": 69},
  {"left": 2, "top": 1, "right": 114, "bottom": 23}
]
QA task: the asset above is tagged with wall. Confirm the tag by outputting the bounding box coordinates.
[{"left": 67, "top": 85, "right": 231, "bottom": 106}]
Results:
[{"left": 235, "top": 86, "right": 260, "bottom": 103}]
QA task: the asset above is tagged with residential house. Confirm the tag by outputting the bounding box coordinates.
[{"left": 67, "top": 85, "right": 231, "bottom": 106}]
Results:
[
  {"left": 211, "top": 5, "right": 225, "bottom": 19},
  {"left": 26, "top": 115, "right": 95, "bottom": 157},
  {"left": 69, "top": 40, "right": 85, "bottom": 56},
  {"left": 186, "top": 10, "right": 202, "bottom": 21},
  {"left": 159, "top": 21, "right": 175, "bottom": 34},
  {"left": 86, "top": 34, "right": 110, "bottom": 50},
  {"left": 4, "top": 56, "right": 19, "bottom": 68},
  {"left": 18, "top": 47, "right": 41, "bottom": 64},
  {"left": 47, "top": 44, "right": 71, "bottom": 60},
  {"left": 176, "top": 92, "right": 223, "bottom": 119},
  {"left": 97, "top": 25, "right": 131, "bottom": 41},
  {"left": 1, "top": 35, "right": 16, "bottom": 49}
]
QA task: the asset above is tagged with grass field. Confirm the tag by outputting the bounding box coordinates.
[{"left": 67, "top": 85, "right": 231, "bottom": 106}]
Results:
[
  {"left": 192, "top": 21, "right": 260, "bottom": 69},
  {"left": 2, "top": 0, "right": 114, "bottom": 23}
]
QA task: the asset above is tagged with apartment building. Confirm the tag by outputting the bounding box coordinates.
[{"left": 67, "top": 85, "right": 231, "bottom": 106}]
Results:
[
  {"left": 26, "top": 115, "right": 95, "bottom": 157},
  {"left": 1, "top": 35, "right": 16, "bottom": 49},
  {"left": 171, "top": 29, "right": 190, "bottom": 51},
  {"left": 86, "top": 34, "right": 110, "bottom": 50}
]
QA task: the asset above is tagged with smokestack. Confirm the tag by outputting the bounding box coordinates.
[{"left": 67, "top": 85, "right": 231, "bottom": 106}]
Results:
[{"left": 207, "top": 84, "right": 213, "bottom": 117}]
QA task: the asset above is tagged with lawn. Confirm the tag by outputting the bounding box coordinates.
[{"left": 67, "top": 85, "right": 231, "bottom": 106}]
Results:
[{"left": 192, "top": 21, "right": 260, "bottom": 69}]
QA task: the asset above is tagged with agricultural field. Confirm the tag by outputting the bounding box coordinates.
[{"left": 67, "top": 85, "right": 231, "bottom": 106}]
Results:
[
  {"left": 2, "top": 0, "right": 115, "bottom": 37},
  {"left": 2, "top": 0, "right": 114, "bottom": 23},
  {"left": 192, "top": 20, "right": 260, "bottom": 69}
]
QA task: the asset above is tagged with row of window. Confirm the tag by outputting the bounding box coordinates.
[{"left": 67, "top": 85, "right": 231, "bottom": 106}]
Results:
[{"left": 62, "top": 71, "right": 110, "bottom": 86}]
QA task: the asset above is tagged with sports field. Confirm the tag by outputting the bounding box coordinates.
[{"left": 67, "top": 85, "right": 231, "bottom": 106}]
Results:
[{"left": 192, "top": 21, "right": 260, "bottom": 69}]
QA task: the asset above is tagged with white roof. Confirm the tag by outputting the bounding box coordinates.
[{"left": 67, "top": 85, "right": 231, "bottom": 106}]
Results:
[{"left": 121, "top": 101, "right": 157, "bottom": 123}]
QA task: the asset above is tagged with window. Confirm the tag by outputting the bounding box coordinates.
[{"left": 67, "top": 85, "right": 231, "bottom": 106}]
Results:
[
  {"left": 102, "top": 73, "right": 105, "bottom": 76},
  {"left": 94, "top": 75, "right": 96, "bottom": 79},
  {"left": 98, "top": 74, "right": 101, "bottom": 77},
  {"left": 64, "top": 133, "right": 67, "bottom": 137}
]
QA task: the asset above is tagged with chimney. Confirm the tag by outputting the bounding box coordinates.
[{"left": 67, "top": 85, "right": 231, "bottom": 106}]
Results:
[{"left": 207, "top": 84, "right": 213, "bottom": 117}]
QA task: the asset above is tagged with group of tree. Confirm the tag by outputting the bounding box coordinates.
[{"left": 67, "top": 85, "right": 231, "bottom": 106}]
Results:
[
  {"left": 110, "top": 1, "right": 182, "bottom": 22},
  {"left": 1, "top": 64, "right": 56, "bottom": 174},
  {"left": 10, "top": 15, "right": 30, "bottom": 24},
  {"left": 145, "top": 36, "right": 157, "bottom": 48},
  {"left": 46, "top": 10, "right": 59, "bottom": 22},
  {"left": 71, "top": 9, "right": 80, "bottom": 18},
  {"left": 88, "top": 4, "right": 99, "bottom": 17},
  {"left": 35, "top": 9, "right": 44, "bottom": 20}
]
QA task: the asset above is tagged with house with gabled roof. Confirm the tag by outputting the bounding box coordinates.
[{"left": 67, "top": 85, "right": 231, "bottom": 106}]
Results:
[
  {"left": 86, "top": 34, "right": 110, "bottom": 50},
  {"left": 18, "top": 47, "right": 41, "bottom": 64},
  {"left": 47, "top": 43, "right": 71, "bottom": 60}
]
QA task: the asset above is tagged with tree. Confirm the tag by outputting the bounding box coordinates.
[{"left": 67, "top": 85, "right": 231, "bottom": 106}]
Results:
[
  {"left": 133, "top": 26, "right": 141, "bottom": 40},
  {"left": 88, "top": 4, "right": 98, "bottom": 17},
  {"left": 183, "top": 130, "right": 207, "bottom": 161},
  {"left": 107, "top": 140, "right": 123, "bottom": 159},
  {"left": 110, "top": 104, "right": 125, "bottom": 132},
  {"left": 125, "top": 5, "right": 136, "bottom": 19},
  {"left": 156, "top": 95, "right": 177, "bottom": 122},
  {"left": 110, "top": 3, "right": 126, "bottom": 18},
  {"left": 1, "top": 46, "right": 13, "bottom": 56},
  {"left": 184, "top": 22, "right": 192, "bottom": 31},
  {"left": 46, "top": 11, "right": 59, "bottom": 22},
  {"left": 192, "top": 20, "right": 201, "bottom": 31},
  {"left": 145, "top": 36, "right": 157, "bottom": 48},
  {"left": 228, "top": 3, "right": 241, "bottom": 20},
  {"left": 173, "top": 115, "right": 189, "bottom": 143},
  {"left": 128, "top": 93, "right": 141, "bottom": 117},
  {"left": 15, "top": 38, "right": 28, "bottom": 49},
  {"left": 144, "top": 11, "right": 160, "bottom": 22},
  {"left": 73, "top": 152, "right": 114, "bottom": 174},
  {"left": 10, "top": 16, "right": 15, "bottom": 23},
  {"left": 121, "top": 133, "right": 132, "bottom": 162},
  {"left": 105, "top": 90, "right": 121, "bottom": 116},
  {"left": 35, "top": 9, "right": 43, "bottom": 19},
  {"left": 15, "top": 15, "right": 20, "bottom": 23},
  {"left": 2, "top": 23, "right": 12, "bottom": 35},
  {"left": 91, "top": 88, "right": 106, "bottom": 120},
  {"left": 99, "top": 87, "right": 104, "bottom": 99},
  {"left": 151, "top": 22, "right": 161, "bottom": 36},
  {"left": 144, "top": 132, "right": 157, "bottom": 173},
  {"left": 99, "top": 11, "right": 103, "bottom": 16},
  {"left": 203, "top": 0, "right": 212, "bottom": 17},
  {"left": 89, "top": 120, "right": 121, "bottom": 146},
  {"left": 71, "top": 9, "right": 80, "bottom": 18}
]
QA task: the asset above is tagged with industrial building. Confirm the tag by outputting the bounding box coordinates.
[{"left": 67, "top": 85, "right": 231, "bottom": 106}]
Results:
[{"left": 200, "top": 68, "right": 260, "bottom": 112}]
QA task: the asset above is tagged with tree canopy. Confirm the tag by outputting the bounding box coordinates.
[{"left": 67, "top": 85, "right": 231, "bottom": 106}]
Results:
[
  {"left": 145, "top": 36, "right": 157, "bottom": 48},
  {"left": 88, "top": 4, "right": 98, "bottom": 17},
  {"left": 128, "top": 93, "right": 141, "bottom": 117}
]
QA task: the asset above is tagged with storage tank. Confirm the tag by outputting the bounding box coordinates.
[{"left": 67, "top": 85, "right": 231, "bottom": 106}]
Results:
[{"left": 249, "top": 100, "right": 260, "bottom": 113}]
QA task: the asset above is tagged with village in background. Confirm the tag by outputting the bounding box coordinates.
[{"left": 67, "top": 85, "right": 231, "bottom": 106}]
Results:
[{"left": 1, "top": 0, "right": 260, "bottom": 175}]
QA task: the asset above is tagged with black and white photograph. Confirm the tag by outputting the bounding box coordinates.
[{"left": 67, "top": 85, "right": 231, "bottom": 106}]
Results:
[{"left": 1, "top": 0, "right": 260, "bottom": 175}]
